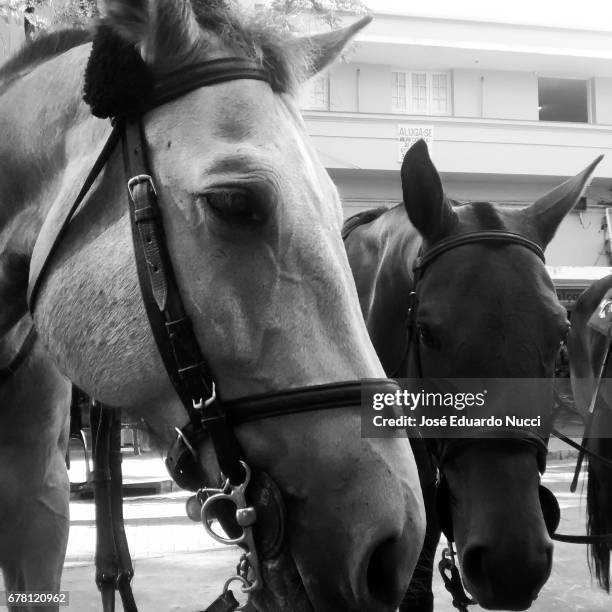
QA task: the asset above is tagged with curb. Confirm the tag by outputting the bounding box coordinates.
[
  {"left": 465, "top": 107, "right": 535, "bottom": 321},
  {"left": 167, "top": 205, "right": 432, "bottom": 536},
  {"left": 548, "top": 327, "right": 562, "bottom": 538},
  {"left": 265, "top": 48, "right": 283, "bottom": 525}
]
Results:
[
  {"left": 548, "top": 449, "right": 579, "bottom": 461},
  {"left": 70, "top": 479, "right": 177, "bottom": 500}
]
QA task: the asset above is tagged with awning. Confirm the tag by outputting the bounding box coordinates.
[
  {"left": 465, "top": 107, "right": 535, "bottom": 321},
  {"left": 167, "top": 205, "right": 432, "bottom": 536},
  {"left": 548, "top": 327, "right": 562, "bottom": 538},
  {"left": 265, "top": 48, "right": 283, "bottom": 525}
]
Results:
[{"left": 546, "top": 266, "right": 612, "bottom": 308}]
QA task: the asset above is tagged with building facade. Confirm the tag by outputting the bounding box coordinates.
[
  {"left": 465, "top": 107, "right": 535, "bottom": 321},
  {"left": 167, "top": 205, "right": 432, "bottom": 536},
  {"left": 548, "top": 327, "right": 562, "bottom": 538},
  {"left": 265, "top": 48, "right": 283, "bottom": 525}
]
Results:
[
  {"left": 298, "top": 8, "right": 612, "bottom": 302},
  {"left": 3, "top": 6, "right": 612, "bottom": 303}
]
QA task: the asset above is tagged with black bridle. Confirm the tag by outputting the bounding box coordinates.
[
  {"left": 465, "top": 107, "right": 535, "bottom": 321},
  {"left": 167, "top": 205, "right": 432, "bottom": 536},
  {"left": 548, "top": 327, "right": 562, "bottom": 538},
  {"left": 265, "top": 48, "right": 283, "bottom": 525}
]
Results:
[
  {"left": 404, "top": 229, "right": 612, "bottom": 612},
  {"left": 0, "top": 324, "right": 37, "bottom": 382},
  {"left": 26, "top": 56, "right": 399, "bottom": 479},
  {"left": 405, "top": 231, "right": 550, "bottom": 612},
  {"left": 406, "top": 230, "right": 550, "bottom": 478},
  {"left": 23, "top": 55, "right": 401, "bottom": 611}
]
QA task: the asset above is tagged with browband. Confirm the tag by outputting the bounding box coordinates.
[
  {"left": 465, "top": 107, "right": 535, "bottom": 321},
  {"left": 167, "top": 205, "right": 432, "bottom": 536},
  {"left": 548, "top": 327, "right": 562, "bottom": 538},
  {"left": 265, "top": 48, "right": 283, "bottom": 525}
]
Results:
[
  {"left": 150, "top": 58, "right": 270, "bottom": 111},
  {"left": 415, "top": 231, "right": 545, "bottom": 273}
]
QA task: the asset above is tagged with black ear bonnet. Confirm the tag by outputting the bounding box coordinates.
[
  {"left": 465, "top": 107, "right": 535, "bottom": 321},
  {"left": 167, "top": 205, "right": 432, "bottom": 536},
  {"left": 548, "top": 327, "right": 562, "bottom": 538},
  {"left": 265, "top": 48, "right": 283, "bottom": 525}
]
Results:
[{"left": 83, "top": 24, "right": 154, "bottom": 119}]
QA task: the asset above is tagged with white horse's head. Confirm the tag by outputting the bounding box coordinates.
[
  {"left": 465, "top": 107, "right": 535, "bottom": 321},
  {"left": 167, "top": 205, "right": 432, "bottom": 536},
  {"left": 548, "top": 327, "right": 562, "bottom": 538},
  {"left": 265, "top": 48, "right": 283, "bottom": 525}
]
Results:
[{"left": 26, "top": 2, "right": 425, "bottom": 609}]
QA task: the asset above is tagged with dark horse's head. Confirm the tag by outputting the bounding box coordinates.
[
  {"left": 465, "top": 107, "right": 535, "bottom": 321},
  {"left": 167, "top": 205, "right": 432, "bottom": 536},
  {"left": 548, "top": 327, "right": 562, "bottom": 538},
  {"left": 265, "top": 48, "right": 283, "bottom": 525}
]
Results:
[
  {"left": 346, "top": 139, "right": 602, "bottom": 610},
  {"left": 403, "top": 141, "right": 602, "bottom": 609}
]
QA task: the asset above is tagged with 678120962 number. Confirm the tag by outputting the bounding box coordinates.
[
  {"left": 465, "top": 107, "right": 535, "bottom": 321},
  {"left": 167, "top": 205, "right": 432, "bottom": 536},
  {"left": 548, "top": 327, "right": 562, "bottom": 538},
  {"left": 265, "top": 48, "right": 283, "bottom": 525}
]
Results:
[{"left": 0, "top": 591, "right": 69, "bottom": 606}]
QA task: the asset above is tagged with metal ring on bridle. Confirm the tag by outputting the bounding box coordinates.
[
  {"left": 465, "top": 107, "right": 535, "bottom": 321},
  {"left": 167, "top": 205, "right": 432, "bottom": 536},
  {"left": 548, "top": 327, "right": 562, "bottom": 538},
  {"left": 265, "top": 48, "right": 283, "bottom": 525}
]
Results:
[{"left": 223, "top": 575, "right": 253, "bottom": 611}]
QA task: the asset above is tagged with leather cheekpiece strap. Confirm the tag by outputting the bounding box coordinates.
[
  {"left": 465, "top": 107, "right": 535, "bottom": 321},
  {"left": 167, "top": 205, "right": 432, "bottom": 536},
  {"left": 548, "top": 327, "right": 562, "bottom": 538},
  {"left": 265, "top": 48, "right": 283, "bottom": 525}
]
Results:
[{"left": 123, "top": 120, "right": 246, "bottom": 485}]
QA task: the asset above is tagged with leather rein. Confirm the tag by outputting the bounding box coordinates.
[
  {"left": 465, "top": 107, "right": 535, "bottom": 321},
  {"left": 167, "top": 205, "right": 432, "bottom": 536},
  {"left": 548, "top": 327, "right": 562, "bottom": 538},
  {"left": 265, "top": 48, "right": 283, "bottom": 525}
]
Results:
[
  {"left": 22, "top": 56, "right": 401, "bottom": 611},
  {"left": 0, "top": 324, "right": 37, "bottom": 382}
]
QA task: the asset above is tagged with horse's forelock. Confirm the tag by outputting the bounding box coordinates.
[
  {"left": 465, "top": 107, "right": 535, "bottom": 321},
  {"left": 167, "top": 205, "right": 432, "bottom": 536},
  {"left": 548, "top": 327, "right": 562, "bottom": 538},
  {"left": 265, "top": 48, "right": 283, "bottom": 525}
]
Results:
[
  {"left": 464, "top": 201, "right": 507, "bottom": 231},
  {"left": 188, "top": 0, "right": 308, "bottom": 92},
  {"left": 103, "top": 0, "right": 306, "bottom": 92}
]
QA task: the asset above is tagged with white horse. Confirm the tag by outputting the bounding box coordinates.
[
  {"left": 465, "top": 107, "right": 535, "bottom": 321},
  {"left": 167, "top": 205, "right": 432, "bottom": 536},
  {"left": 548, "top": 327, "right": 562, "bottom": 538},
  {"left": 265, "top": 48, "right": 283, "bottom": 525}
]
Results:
[{"left": 0, "top": 2, "right": 425, "bottom": 610}]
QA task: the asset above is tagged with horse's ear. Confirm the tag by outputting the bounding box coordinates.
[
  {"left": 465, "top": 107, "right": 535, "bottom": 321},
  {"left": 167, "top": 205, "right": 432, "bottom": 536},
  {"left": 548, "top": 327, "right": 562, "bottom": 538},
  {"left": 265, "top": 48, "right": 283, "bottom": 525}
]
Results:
[
  {"left": 292, "top": 16, "right": 372, "bottom": 80},
  {"left": 101, "top": 0, "right": 149, "bottom": 45},
  {"left": 525, "top": 155, "right": 604, "bottom": 246},
  {"left": 102, "top": 0, "right": 201, "bottom": 65},
  {"left": 401, "top": 139, "right": 456, "bottom": 241}
]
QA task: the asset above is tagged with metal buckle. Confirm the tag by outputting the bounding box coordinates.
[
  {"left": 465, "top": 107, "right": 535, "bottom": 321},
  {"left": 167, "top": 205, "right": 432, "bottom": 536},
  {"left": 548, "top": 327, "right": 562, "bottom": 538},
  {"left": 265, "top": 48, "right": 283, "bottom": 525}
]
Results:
[
  {"left": 127, "top": 174, "right": 157, "bottom": 200},
  {"left": 174, "top": 426, "right": 197, "bottom": 459},
  {"left": 193, "top": 382, "right": 217, "bottom": 411}
]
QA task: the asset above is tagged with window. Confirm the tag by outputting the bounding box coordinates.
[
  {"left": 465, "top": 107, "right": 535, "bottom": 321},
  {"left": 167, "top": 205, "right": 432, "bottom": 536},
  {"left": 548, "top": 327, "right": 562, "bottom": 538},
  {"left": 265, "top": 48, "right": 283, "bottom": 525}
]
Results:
[
  {"left": 392, "top": 72, "right": 406, "bottom": 110},
  {"left": 538, "top": 77, "right": 589, "bottom": 123},
  {"left": 392, "top": 71, "right": 450, "bottom": 115},
  {"left": 301, "top": 75, "right": 329, "bottom": 111}
]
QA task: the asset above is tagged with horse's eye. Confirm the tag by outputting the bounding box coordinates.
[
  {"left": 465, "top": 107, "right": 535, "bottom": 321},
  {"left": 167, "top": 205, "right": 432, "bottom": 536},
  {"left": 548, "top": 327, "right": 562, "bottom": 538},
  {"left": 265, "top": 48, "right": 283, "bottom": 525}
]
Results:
[
  {"left": 200, "top": 190, "right": 265, "bottom": 226},
  {"left": 417, "top": 323, "right": 435, "bottom": 347},
  {"left": 562, "top": 324, "right": 571, "bottom": 344}
]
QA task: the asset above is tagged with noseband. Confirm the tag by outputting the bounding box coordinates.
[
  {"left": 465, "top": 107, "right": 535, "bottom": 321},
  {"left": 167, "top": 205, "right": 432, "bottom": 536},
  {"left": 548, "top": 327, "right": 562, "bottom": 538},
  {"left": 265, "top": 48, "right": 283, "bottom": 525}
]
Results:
[{"left": 24, "top": 52, "right": 401, "bottom": 609}]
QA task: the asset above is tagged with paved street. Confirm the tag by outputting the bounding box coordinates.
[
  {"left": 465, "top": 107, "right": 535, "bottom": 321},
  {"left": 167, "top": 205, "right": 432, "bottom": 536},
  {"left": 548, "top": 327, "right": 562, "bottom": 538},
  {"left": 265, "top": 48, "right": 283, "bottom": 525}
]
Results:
[
  {"left": 2, "top": 454, "right": 611, "bottom": 611},
  {"left": 433, "top": 459, "right": 612, "bottom": 612}
]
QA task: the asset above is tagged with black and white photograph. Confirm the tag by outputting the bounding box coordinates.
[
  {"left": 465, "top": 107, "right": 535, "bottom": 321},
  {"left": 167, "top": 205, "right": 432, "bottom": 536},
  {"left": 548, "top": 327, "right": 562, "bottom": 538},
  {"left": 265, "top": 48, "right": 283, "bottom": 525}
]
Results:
[{"left": 1, "top": 0, "right": 612, "bottom": 610}]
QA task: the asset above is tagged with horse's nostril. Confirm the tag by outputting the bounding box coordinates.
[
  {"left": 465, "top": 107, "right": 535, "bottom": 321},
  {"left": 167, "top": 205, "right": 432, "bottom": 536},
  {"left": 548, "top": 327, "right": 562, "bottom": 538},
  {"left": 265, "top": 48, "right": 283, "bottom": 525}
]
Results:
[
  {"left": 366, "top": 537, "right": 402, "bottom": 606},
  {"left": 462, "top": 544, "right": 486, "bottom": 584},
  {"left": 462, "top": 541, "right": 553, "bottom": 609}
]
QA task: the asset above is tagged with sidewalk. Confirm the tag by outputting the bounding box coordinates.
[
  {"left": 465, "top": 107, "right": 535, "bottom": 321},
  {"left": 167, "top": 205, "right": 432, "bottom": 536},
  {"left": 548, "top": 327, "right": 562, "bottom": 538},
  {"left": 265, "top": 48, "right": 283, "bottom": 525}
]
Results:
[
  {"left": 67, "top": 451, "right": 226, "bottom": 567},
  {"left": 67, "top": 438, "right": 580, "bottom": 501},
  {"left": 68, "top": 448, "right": 176, "bottom": 498},
  {"left": 548, "top": 434, "right": 581, "bottom": 460}
]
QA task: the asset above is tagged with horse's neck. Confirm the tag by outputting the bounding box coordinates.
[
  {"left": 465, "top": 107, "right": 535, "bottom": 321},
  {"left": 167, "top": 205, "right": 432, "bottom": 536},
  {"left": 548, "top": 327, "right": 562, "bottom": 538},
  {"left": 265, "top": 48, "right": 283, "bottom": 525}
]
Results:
[
  {"left": 0, "top": 44, "right": 98, "bottom": 228},
  {"left": 349, "top": 206, "right": 418, "bottom": 375},
  {"left": 0, "top": 44, "right": 107, "bottom": 334}
]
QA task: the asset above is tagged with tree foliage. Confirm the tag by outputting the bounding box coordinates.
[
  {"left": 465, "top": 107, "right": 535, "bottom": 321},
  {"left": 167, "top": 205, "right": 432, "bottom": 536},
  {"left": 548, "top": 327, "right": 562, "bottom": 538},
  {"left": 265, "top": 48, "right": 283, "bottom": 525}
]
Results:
[
  {"left": 0, "top": 0, "right": 368, "bottom": 37},
  {"left": 268, "top": 0, "right": 368, "bottom": 30},
  {"left": 51, "top": 0, "right": 98, "bottom": 27},
  {"left": 0, "top": 0, "right": 48, "bottom": 29}
]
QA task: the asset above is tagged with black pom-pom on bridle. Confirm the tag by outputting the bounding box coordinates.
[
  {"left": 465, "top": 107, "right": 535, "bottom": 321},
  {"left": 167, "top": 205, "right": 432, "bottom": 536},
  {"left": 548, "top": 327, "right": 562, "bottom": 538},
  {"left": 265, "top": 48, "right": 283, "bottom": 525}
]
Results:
[{"left": 83, "top": 24, "right": 154, "bottom": 119}]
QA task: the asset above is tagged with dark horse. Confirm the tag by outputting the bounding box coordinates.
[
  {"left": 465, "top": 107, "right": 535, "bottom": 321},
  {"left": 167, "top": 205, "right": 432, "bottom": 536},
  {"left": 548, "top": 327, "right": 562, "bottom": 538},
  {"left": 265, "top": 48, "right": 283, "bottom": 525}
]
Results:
[
  {"left": 344, "top": 139, "right": 601, "bottom": 611},
  {"left": 568, "top": 274, "right": 612, "bottom": 592},
  {"left": 0, "top": 3, "right": 426, "bottom": 611}
]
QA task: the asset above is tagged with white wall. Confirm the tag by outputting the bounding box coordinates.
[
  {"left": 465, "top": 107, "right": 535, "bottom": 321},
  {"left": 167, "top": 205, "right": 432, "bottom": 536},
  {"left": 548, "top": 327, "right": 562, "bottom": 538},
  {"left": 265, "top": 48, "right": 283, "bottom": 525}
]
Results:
[
  {"left": 326, "top": 63, "right": 542, "bottom": 122},
  {"left": 329, "top": 63, "right": 357, "bottom": 112},
  {"left": 481, "top": 71, "right": 539, "bottom": 120},
  {"left": 357, "top": 63, "right": 392, "bottom": 114},
  {"left": 593, "top": 77, "right": 612, "bottom": 125},
  {"left": 453, "top": 69, "right": 539, "bottom": 120},
  {"left": 332, "top": 170, "right": 608, "bottom": 267},
  {"left": 452, "top": 70, "right": 482, "bottom": 117},
  {"left": 305, "top": 112, "right": 612, "bottom": 177}
]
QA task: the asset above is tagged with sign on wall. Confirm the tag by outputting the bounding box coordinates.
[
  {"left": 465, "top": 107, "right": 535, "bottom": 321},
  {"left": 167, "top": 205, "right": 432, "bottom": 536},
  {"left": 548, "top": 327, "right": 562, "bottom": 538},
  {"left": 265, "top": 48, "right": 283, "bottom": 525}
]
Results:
[{"left": 398, "top": 125, "right": 434, "bottom": 163}]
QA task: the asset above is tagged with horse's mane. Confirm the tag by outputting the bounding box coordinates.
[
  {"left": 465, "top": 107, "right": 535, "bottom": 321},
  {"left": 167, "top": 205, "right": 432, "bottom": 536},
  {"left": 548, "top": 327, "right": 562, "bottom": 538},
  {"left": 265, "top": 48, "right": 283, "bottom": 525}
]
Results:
[
  {"left": 0, "top": 2, "right": 308, "bottom": 93},
  {"left": 0, "top": 28, "right": 92, "bottom": 82},
  {"left": 342, "top": 206, "right": 393, "bottom": 240},
  {"left": 154, "top": 0, "right": 308, "bottom": 92}
]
